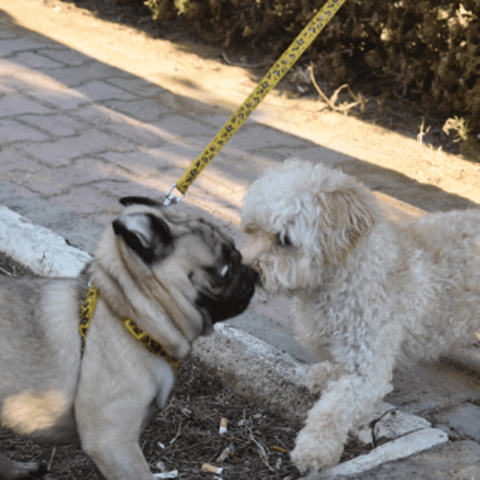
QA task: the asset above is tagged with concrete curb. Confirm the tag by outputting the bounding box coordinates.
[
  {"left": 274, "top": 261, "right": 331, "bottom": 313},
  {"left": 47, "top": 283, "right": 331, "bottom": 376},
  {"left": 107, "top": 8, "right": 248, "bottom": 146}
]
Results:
[
  {"left": 192, "top": 323, "right": 313, "bottom": 425},
  {"left": 0, "top": 205, "right": 91, "bottom": 277},
  {"left": 312, "top": 428, "right": 449, "bottom": 480},
  {"left": 0, "top": 206, "right": 457, "bottom": 477}
]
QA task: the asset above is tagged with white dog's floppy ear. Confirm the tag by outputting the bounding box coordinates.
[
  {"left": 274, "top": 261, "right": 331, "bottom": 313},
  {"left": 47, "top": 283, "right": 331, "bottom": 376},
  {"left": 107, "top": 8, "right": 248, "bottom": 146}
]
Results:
[
  {"left": 112, "top": 213, "right": 173, "bottom": 263},
  {"left": 317, "top": 184, "right": 378, "bottom": 264}
]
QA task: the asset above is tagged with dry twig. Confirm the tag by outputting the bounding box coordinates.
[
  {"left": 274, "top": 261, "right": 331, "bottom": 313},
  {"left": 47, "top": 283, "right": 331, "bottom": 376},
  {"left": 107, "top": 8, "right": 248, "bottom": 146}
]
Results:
[
  {"left": 309, "top": 62, "right": 366, "bottom": 114},
  {"left": 249, "top": 431, "right": 275, "bottom": 472},
  {"left": 222, "top": 52, "right": 271, "bottom": 68}
]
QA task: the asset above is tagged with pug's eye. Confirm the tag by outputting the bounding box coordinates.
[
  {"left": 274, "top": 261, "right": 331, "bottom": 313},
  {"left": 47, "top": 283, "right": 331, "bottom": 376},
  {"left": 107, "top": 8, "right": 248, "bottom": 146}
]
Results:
[{"left": 276, "top": 233, "right": 292, "bottom": 247}]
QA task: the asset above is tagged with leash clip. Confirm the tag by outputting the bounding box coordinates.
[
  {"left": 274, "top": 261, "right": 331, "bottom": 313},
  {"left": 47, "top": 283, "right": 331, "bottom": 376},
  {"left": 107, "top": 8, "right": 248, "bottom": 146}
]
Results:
[{"left": 163, "top": 183, "right": 185, "bottom": 206}]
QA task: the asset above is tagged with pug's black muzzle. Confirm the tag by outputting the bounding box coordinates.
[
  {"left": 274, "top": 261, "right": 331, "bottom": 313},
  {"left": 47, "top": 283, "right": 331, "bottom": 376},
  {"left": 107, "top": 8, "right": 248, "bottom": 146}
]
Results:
[{"left": 197, "top": 264, "right": 258, "bottom": 324}]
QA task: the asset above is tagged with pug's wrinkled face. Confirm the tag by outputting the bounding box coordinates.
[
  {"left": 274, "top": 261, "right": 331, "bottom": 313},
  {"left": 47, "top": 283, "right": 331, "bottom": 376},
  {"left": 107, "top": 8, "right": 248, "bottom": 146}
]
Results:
[
  {"left": 110, "top": 197, "right": 258, "bottom": 340},
  {"left": 193, "top": 242, "right": 258, "bottom": 324}
]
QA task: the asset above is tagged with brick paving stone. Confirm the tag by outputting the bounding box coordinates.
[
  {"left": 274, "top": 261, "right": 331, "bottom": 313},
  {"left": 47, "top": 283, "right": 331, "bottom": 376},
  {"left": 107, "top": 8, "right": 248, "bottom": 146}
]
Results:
[
  {"left": 49, "top": 185, "right": 117, "bottom": 216},
  {"left": 210, "top": 155, "right": 270, "bottom": 187},
  {"left": 26, "top": 87, "right": 88, "bottom": 111},
  {"left": 0, "top": 95, "right": 52, "bottom": 116},
  {"left": 188, "top": 189, "right": 243, "bottom": 226},
  {"left": 0, "top": 37, "right": 48, "bottom": 56},
  {"left": 226, "top": 124, "right": 311, "bottom": 151},
  {"left": 0, "top": 57, "right": 28, "bottom": 72},
  {"left": 434, "top": 403, "right": 480, "bottom": 442},
  {"left": 193, "top": 172, "right": 239, "bottom": 196},
  {"left": 18, "top": 171, "right": 67, "bottom": 196},
  {"left": 268, "top": 145, "right": 351, "bottom": 166},
  {"left": 2, "top": 168, "right": 36, "bottom": 185},
  {"left": 99, "top": 149, "right": 173, "bottom": 176},
  {"left": 197, "top": 113, "right": 231, "bottom": 130},
  {"left": 153, "top": 114, "right": 215, "bottom": 137},
  {"left": 101, "top": 98, "right": 171, "bottom": 122},
  {"left": 93, "top": 213, "right": 120, "bottom": 227},
  {"left": 107, "top": 77, "right": 166, "bottom": 97},
  {"left": 73, "top": 104, "right": 137, "bottom": 126},
  {"left": 227, "top": 151, "right": 283, "bottom": 181},
  {"left": 0, "top": 149, "right": 42, "bottom": 173},
  {"left": 10, "top": 51, "right": 65, "bottom": 69},
  {"left": 18, "top": 128, "right": 136, "bottom": 166},
  {"left": 42, "top": 63, "right": 128, "bottom": 88},
  {"left": 0, "top": 82, "right": 15, "bottom": 94},
  {"left": 193, "top": 161, "right": 254, "bottom": 193},
  {"left": 182, "top": 134, "right": 218, "bottom": 152},
  {"left": 20, "top": 114, "right": 89, "bottom": 137},
  {"left": 138, "top": 142, "right": 202, "bottom": 170},
  {"left": 73, "top": 158, "right": 131, "bottom": 182},
  {"left": 4, "top": 183, "right": 39, "bottom": 199},
  {"left": 0, "top": 66, "right": 65, "bottom": 92},
  {"left": 0, "top": 118, "right": 49, "bottom": 142},
  {"left": 102, "top": 122, "right": 177, "bottom": 148},
  {"left": 76, "top": 80, "right": 138, "bottom": 102},
  {"left": 49, "top": 164, "right": 116, "bottom": 189},
  {"left": 40, "top": 48, "right": 90, "bottom": 67},
  {"left": 0, "top": 29, "right": 16, "bottom": 40}
]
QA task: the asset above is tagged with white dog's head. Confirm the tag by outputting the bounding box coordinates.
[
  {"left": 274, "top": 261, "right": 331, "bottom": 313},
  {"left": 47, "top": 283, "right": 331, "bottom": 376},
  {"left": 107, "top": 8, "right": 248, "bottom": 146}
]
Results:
[{"left": 241, "top": 159, "right": 380, "bottom": 295}]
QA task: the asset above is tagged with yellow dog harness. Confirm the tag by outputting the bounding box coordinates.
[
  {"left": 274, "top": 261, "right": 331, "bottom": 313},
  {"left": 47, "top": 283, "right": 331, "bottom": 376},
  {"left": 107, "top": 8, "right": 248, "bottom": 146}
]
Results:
[{"left": 79, "top": 285, "right": 180, "bottom": 372}]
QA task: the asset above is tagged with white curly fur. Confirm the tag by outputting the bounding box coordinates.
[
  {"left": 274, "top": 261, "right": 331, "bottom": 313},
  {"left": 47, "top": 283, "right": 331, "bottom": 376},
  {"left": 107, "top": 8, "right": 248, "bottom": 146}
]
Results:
[{"left": 241, "top": 159, "right": 480, "bottom": 473}]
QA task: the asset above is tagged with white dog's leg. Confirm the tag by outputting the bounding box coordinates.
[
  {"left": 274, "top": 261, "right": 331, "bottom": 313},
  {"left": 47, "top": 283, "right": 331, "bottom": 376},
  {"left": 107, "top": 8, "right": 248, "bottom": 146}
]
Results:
[
  {"left": 291, "top": 368, "right": 392, "bottom": 473},
  {"left": 305, "top": 361, "right": 343, "bottom": 396}
]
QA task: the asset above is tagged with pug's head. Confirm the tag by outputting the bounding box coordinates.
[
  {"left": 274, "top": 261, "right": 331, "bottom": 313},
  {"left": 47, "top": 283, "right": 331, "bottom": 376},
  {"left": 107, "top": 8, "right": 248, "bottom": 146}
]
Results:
[{"left": 89, "top": 196, "right": 257, "bottom": 360}]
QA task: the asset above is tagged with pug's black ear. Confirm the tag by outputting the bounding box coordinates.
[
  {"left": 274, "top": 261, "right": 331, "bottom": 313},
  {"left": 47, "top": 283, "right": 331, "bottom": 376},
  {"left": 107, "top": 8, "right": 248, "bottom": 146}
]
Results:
[
  {"left": 119, "top": 196, "right": 163, "bottom": 208},
  {"left": 112, "top": 213, "right": 173, "bottom": 263}
]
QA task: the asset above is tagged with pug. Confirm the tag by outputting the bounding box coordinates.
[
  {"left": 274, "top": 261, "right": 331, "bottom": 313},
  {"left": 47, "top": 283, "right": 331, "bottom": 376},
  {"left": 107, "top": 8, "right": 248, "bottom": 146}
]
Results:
[{"left": 0, "top": 197, "right": 257, "bottom": 480}]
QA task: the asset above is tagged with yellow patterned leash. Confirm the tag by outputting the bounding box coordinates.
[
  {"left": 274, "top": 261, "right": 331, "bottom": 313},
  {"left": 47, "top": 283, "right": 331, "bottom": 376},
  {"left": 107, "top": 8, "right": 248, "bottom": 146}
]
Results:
[{"left": 164, "top": 0, "right": 348, "bottom": 205}]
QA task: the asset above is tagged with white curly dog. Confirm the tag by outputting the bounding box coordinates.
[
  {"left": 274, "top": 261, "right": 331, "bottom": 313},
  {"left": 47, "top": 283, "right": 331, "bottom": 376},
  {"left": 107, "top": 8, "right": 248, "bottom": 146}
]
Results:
[{"left": 241, "top": 159, "right": 480, "bottom": 473}]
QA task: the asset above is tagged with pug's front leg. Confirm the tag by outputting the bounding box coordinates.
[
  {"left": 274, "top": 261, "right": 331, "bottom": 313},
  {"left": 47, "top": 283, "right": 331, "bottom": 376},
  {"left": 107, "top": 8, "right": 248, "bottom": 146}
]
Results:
[
  {"left": 75, "top": 399, "right": 156, "bottom": 480},
  {"left": 80, "top": 428, "right": 153, "bottom": 480},
  {"left": 88, "top": 443, "right": 152, "bottom": 480}
]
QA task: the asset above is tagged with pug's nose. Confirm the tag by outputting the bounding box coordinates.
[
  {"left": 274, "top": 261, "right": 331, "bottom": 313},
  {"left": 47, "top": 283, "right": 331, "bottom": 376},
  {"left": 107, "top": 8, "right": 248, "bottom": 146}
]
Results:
[{"left": 242, "top": 264, "right": 261, "bottom": 286}]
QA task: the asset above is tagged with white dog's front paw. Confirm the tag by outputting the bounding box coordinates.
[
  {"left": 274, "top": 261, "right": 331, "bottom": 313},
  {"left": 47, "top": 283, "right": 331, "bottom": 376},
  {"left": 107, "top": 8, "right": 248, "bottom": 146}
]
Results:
[
  {"left": 305, "top": 362, "right": 337, "bottom": 395},
  {"left": 290, "top": 428, "right": 343, "bottom": 473}
]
